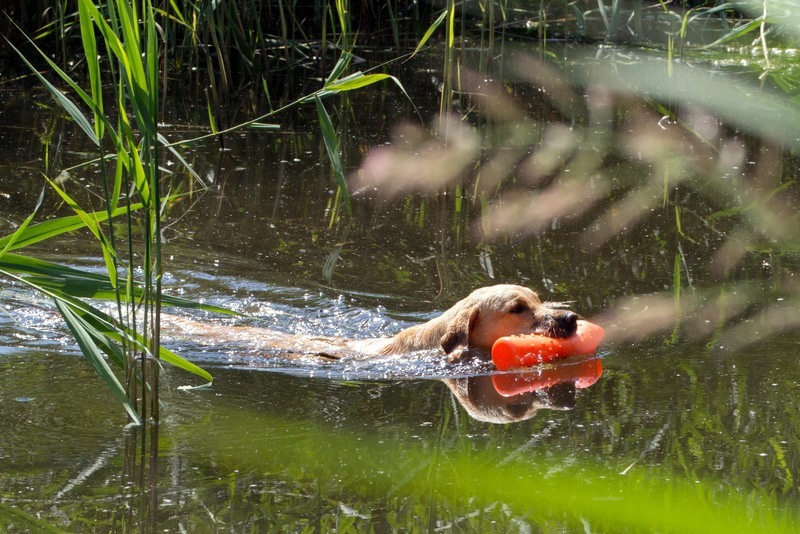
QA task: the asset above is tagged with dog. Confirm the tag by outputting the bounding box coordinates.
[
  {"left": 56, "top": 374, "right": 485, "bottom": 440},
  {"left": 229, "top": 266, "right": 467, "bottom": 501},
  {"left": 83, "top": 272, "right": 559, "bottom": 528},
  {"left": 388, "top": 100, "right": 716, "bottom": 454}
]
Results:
[
  {"left": 165, "top": 284, "right": 580, "bottom": 362},
  {"left": 366, "top": 284, "right": 579, "bottom": 360},
  {"left": 163, "top": 284, "right": 588, "bottom": 423}
]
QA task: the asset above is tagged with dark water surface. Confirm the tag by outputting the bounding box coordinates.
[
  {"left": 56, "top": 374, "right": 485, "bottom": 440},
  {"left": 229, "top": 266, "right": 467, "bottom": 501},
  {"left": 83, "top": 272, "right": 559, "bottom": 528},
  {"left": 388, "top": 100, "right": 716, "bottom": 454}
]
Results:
[{"left": 2, "top": 43, "right": 800, "bottom": 532}]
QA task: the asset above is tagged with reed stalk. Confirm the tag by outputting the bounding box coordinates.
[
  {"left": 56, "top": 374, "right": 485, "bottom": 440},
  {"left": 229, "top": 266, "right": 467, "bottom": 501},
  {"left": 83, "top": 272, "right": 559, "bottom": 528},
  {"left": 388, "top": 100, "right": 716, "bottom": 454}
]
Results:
[
  {"left": 2, "top": 0, "right": 224, "bottom": 424},
  {"left": 440, "top": 0, "right": 456, "bottom": 120},
  {"left": 4, "top": 0, "right": 406, "bottom": 424}
]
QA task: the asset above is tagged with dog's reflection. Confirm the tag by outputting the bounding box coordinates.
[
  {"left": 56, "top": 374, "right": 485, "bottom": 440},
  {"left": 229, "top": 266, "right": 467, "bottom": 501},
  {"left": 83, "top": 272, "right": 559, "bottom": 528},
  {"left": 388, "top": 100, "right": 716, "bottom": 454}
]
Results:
[{"left": 443, "top": 358, "right": 602, "bottom": 424}]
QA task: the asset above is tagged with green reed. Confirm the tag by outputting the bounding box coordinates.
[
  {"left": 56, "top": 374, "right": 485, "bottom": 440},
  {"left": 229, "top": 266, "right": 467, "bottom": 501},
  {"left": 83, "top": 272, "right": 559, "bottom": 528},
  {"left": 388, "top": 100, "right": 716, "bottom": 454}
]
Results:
[
  {"left": 2, "top": 0, "right": 230, "bottom": 424},
  {"left": 3, "top": 0, "right": 407, "bottom": 423}
]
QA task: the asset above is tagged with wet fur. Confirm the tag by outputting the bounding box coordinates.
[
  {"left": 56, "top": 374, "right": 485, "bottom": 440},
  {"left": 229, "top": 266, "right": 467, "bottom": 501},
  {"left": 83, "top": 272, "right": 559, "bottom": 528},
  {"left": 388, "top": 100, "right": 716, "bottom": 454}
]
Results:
[
  {"left": 375, "top": 284, "right": 580, "bottom": 360},
  {"left": 165, "top": 284, "right": 580, "bottom": 362}
]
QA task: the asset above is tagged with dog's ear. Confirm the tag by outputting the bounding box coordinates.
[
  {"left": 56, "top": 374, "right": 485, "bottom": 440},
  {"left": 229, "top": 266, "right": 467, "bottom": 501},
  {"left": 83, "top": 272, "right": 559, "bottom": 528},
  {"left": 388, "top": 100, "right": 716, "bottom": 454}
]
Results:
[{"left": 440, "top": 305, "right": 479, "bottom": 355}]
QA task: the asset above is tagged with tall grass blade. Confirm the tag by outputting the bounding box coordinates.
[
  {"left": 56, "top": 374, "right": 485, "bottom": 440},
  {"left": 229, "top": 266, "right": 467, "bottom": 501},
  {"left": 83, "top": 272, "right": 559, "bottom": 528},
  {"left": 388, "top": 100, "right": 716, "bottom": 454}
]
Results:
[
  {"left": 41, "top": 176, "right": 106, "bottom": 244},
  {"left": 319, "top": 72, "right": 412, "bottom": 107},
  {"left": 4, "top": 38, "right": 100, "bottom": 147},
  {"left": 55, "top": 299, "right": 142, "bottom": 425},
  {"left": 412, "top": 9, "right": 448, "bottom": 57},
  {"left": 5, "top": 24, "right": 118, "bottom": 143},
  {"left": 0, "top": 252, "right": 237, "bottom": 313},
  {"left": 43, "top": 174, "right": 118, "bottom": 288},
  {"left": 446, "top": 4, "right": 456, "bottom": 48},
  {"left": 315, "top": 95, "right": 351, "bottom": 214},
  {"left": 335, "top": 0, "right": 350, "bottom": 51},
  {"left": 326, "top": 73, "right": 393, "bottom": 91},
  {"left": 157, "top": 346, "right": 212, "bottom": 384},
  {"left": 110, "top": 155, "right": 124, "bottom": 214},
  {"left": 324, "top": 52, "right": 353, "bottom": 86},
  {"left": 157, "top": 133, "right": 203, "bottom": 184},
  {"left": 74, "top": 306, "right": 213, "bottom": 384},
  {"left": 79, "top": 1, "right": 139, "bottom": 116},
  {"left": 129, "top": 135, "right": 152, "bottom": 203},
  {"left": 205, "top": 88, "right": 219, "bottom": 134},
  {"left": 703, "top": 17, "right": 763, "bottom": 48},
  {"left": 0, "top": 186, "right": 45, "bottom": 259},
  {"left": 78, "top": 0, "right": 104, "bottom": 141},
  {"left": 145, "top": 0, "right": 159, "bottom": 116},
  {"left": 386, "top": 0, "right": 400, "bottom": 51}
]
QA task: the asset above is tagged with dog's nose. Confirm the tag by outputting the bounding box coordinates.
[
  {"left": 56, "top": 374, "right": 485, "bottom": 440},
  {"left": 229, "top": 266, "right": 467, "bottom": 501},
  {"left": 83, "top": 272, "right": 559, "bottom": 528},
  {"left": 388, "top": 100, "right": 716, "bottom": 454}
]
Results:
[{"left": 557, "top": 311, "right": 579, "bottom": 333}]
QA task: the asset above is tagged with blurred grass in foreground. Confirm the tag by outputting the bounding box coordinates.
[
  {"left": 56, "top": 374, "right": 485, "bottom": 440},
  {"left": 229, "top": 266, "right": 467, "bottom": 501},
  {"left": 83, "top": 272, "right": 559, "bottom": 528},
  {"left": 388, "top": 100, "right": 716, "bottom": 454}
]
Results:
[
  {"left": 354, "top": 33, "right": 800, "bottom": 349},
  {"left": 170, "top": 401, "right": 798, "bottom": 533}
]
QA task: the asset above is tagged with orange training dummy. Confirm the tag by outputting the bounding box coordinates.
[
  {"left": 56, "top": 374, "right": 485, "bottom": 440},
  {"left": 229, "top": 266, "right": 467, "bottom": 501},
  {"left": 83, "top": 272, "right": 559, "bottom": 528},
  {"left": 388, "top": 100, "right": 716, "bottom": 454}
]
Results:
[
  {"left": 492, "top": 357, "right": 603, "bottom": 397},
  {"left": 492, "top": 320, "right": 605, "bottom": 370}
]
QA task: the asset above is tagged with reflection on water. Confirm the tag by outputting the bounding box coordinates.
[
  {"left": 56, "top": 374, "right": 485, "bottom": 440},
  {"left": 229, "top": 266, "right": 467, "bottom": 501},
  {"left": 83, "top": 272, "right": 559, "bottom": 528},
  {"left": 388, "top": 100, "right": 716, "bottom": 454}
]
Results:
[
  {"left": 443, "top": 357, "right": 603, "bottom": 424},
  {"left": 2, "top": 333, "right": 798, "bottom": 530}
]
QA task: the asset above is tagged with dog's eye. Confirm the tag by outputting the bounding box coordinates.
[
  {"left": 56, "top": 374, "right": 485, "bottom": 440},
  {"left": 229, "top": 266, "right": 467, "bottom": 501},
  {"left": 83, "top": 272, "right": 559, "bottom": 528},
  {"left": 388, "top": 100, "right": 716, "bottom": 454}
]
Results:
[{"left": 509, "top": 302, "right": 527, "bottom": 314}]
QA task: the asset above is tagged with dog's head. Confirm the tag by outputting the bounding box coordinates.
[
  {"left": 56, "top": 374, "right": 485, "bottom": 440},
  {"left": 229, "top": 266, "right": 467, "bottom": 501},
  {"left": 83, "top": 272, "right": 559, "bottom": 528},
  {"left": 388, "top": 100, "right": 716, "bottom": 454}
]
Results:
[{"left": 440, "top": 284, "right": 580, "bottom": 355}]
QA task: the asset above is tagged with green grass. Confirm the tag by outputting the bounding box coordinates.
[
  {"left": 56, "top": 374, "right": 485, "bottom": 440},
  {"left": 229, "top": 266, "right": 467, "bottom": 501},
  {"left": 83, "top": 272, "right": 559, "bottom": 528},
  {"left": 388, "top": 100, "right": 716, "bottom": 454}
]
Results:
[
  {"left": 3, "top": 0, "right": 408, "bottom": 424},
  {"left": 174, "top": 401, "right": 799, "bottom": 533},
  {"left": 3, "top": 0, "right": 217, "bottom": 424}
]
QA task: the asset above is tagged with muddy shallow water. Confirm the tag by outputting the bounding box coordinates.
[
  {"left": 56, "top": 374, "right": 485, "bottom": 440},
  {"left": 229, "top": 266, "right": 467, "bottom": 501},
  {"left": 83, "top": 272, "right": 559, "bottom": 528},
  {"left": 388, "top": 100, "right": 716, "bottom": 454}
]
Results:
[{"left": 1, "top": 42, "right": 800, "bottom": 531}]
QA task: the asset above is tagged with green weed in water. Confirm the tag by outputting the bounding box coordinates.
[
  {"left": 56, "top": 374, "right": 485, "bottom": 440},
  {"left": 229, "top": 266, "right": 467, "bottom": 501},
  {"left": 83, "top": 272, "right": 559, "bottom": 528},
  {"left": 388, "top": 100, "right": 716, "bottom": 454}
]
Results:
[
  {"left": 4, "top": 0, "right": 220, "bottom": 424},
  {"left": 4, "top": 0, "right": 409, "bottom": 423}
]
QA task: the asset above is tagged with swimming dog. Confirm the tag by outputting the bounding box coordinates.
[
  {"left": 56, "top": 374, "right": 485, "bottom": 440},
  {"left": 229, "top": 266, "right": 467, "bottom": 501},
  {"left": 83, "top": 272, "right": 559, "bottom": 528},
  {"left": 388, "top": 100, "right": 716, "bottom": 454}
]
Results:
[{"left": 164, "top": 284, "right": 579, "bottom": 362}]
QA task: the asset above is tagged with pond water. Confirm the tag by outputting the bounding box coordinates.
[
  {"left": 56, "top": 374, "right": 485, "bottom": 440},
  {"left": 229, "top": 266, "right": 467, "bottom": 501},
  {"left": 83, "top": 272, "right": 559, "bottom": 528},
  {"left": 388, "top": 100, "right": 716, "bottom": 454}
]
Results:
[{"left": 2, "top": 39, "right": 800, "bottom": 532}]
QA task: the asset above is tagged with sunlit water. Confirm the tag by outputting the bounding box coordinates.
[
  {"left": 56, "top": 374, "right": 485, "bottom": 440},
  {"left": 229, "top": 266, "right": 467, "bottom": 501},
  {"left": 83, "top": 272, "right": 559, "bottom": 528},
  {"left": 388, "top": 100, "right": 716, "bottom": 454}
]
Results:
[
  {"left": 2, "top": 236, "right": 797, "bottom": 531},
  {"left": 2, "top": 42, "right": 799, "bottom": 531}
]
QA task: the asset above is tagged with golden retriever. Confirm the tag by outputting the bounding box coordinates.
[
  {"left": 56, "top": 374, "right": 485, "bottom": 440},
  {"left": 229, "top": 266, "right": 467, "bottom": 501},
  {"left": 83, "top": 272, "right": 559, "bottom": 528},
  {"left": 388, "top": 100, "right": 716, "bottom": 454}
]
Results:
[
  {"left": 164, "top": 284, "right": 591, "bottom": 423},
  {"left": 370, "top": 284, "right": 579, "bottom": 359},
  {"left": 165, "top": 284, "right": 580, "bottom": 362}
]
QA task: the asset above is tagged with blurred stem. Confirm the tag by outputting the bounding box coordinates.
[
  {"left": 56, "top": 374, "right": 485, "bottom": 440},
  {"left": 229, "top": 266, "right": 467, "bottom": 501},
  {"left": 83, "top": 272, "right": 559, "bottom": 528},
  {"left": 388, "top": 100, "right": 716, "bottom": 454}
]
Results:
[
  {"left": 759, "top": 0, "right": 771, "bottom": 69},
  {"left": 439, "top": 1, "right": 456, "bottom": 133}
]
